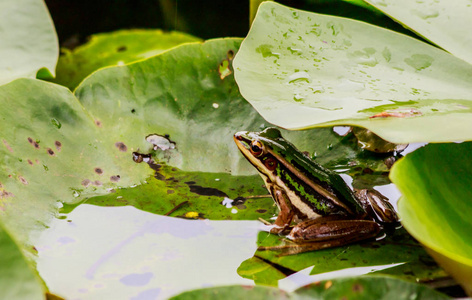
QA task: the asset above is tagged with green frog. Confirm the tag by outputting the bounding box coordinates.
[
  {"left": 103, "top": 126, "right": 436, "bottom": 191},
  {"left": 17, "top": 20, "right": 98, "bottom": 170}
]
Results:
[{"left": 234, "top": 127, "right": 398, "bottom": 252}]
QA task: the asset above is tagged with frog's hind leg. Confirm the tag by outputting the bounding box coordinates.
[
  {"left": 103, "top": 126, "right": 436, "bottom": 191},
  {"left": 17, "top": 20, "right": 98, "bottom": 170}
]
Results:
[{"left": 288, "top": 217, "right": 381, "bottom": 247}]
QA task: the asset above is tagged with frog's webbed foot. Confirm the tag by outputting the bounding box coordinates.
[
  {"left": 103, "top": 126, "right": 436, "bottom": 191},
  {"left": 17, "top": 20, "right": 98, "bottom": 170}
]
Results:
[{"left": 354, "top": 189, "right": 399, "bottom": 225}]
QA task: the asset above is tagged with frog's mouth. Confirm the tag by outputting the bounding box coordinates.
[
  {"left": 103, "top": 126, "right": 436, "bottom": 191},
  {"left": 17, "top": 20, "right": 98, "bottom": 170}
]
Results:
[
  {"left": 233, "top": 132, "right": 269, "bottom": 176},
  {"left": 233, "top": 131, "right": 253, "bottom": 160}
]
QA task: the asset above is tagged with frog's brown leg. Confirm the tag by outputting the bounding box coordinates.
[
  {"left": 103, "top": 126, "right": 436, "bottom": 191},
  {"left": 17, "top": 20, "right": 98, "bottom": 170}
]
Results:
[
  {"left": 260, "top": 218, "right": 381, "bottom": 255},
  {"left": 269, "top": 187, "right": 295, "bottom": 235},
  {"left": 288, "top": 218, "right": 381, "bottom": 243}
]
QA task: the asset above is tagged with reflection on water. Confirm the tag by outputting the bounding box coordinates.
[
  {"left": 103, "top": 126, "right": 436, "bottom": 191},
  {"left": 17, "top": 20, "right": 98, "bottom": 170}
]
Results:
[{"left": 34, "top": 204, "right": 262, "bottom": 299}]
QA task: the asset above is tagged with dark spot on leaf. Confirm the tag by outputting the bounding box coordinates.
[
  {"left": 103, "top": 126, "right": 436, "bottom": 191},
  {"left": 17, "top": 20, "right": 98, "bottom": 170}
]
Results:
[
  {"left": 3, "top": 140, "right": 13, "bottom": 153},
  {"left": 115, "top": 142, "right": 127, "bottom": 152},
  {"left": 184, "top": 181, "right": 196, "bottom": 185},
  {"left": 55, "top": 141, "right": 62, "bottom": 151},
  {"left": 131, "top": 109, "right": 136, "bottom": 113},
  {"left": 18, "top": 176, "right": 28, "bottom": 185},
  {"left": 110, "top": 175, "right": 121, "bottom": 182},
  {"left": 33, "top": 141, "right": 40, "bottom": 149},
  {"left": 28, "top": 137, "right": 33, "bottom": 144},
  {"left": 28, "top": 160, "right": 33, "bottom": 165},
  {"left": 419, "top": 254, "right": 439, "bottom": 267},
  {"left": 81, "top": 179, "right": 91, "bottom": 187},
  {"left": 167, "top": 190, "right": 175, "bottom": 194},
  {"left": 253, "top": 255, "right": 296, "bottom": 277},
  {"left": 352, "top": 283, "right": 364, "bottom": 293},
  {"left": 47, "top": 148, "right": 55, "bottom": 156},
  {"left": 256, "top": 209, "right": 267, "bottom": 213},
  {"left": 185, "top": 182, "right": 228, "bottom": 198},
  {"left": 227, "top": 49, "right": 235, "bottom": 60},
  {"left": 117, "top": 45, "right": 127, "bottom": 52},
  {"left": 93, "top": 180, "right": 102, "bottom": 186},
  {"left": 154, "top": 172, "right": 165, "bottom": 181},
  {"left": 233, "top": 197, "right": 246, "bottom": 206},
  {"left": 95, "top": 120, "right": 102, "bottom": 127},
  {"left": 94, "top": 167, "right": 103, "bottom": 175}
]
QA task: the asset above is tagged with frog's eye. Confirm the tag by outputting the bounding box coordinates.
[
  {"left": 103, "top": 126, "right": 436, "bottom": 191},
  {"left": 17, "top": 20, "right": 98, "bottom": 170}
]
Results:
[
  {"left": 250, "top": 140, "right": 263, "bottom": 157},
  {"left": 264, "top": 157, "right": 277, "bottom": 171}
]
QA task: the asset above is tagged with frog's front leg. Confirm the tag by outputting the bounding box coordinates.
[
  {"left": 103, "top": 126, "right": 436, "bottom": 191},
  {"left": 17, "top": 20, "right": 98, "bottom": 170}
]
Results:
[
  {"left": 268, "top": 186, "right": 295, "bottom": 235},
  {"left": 288, "top": 217, "right": 381, "bottom": 246}
]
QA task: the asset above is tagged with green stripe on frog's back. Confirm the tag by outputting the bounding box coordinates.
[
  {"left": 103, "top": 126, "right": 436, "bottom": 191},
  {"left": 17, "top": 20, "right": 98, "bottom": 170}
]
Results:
[
  {"left": 267, "top": 138, "right": 365, "bottom": 217},
  {"left": 274, "top": 159, "right": 343, "bottom": 216}
]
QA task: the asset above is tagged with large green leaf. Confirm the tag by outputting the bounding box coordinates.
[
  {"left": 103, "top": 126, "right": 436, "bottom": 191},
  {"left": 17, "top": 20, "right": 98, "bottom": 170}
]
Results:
[
  {"left": 0, "top": 79, "right": 152, "bottom": 242},
  {"left": 233, "top": 2, "right": 472, "bottom": 143},
  {"left": 390, "top": 142, "right": 472, "bottom": 295},
  {"left": 0, "top": 221, "right": 44, "bottom": 300},
  {"left": 53, "top": 29, "right": 201, "bottom": 90},
  {"left": 365, "top": 0, "right": 472, "bottom": 65},
  {"left": 0, "top": 0, "right": 58, "bottom": 85},
  {"left": 170, "top": 276, "right": 449, "bottom": 299}
]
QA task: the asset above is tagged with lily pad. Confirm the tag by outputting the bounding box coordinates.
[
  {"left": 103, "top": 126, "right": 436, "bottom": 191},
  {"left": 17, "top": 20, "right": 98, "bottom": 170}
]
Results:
[
  {"left": 0, "top": 221, "right": 45, "bottom": 300},
  {"left": 365, "top": 0, "right": 472, "bottom": 65},
  {"left": 390, "top": 142, "right": 472, "bottom": 295},
  {"left": 53, "top": 29, "right": 201, "bottom": 90},
  {"left": 0, "top": 78, "right": 155, "bottom": 243},
  {"left": 71, "top": 166, "right": 277, "bottom": 221},
  {"left": 237, "top": 228, "right": 445, "bottom": 286},
  {"left": 0, "top": 0, "right": 58, "bottom": 85},
  {"left": 233, "top": 2, "right": 472, "bottom": 143}
]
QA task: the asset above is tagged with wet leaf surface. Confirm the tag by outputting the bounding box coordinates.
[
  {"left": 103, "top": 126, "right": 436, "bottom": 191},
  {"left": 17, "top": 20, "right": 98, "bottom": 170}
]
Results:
[
  {"left": 233, "top": 2, "right": 472, "bottom": 143},
  {"left": 365, "top": 0, "right": 472, "bottom": 65}
]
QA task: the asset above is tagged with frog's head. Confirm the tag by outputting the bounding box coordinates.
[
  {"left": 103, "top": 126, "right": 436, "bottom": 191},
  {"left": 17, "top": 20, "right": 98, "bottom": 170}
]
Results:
[{"left": 233, "top": 127, "right": 286, "bottom": 179}]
